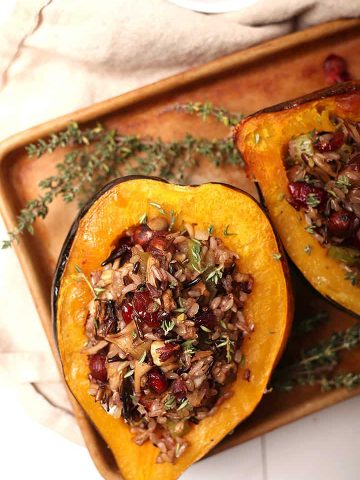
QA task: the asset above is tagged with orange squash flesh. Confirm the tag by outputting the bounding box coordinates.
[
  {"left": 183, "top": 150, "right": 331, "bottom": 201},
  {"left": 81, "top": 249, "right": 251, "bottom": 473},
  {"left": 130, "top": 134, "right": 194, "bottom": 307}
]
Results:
[
  {"left": 235, "top": 82, "right": 360, "bottom": 317},
  {"left": 53, "top": 177, "right": 292, "bottom": 480}
]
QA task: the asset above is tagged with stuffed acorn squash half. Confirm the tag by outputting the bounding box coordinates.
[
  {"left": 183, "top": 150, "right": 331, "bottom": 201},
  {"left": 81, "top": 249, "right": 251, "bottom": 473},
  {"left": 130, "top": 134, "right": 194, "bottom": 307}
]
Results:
[
  {"left": 235, "top": 82, "right": 360, "bottom": 317},
  {"left": 53, "top": 176, "right": 292, "bottom": 480}
]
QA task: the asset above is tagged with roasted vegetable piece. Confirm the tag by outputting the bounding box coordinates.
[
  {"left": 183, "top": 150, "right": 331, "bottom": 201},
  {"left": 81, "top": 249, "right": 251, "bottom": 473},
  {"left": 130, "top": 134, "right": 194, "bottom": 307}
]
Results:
[
  {"left": 53, "top": 176, "right": 292, "bottom": 480},
  {"left": 235, "top": 81, "right": 360, "bottom": 317}
]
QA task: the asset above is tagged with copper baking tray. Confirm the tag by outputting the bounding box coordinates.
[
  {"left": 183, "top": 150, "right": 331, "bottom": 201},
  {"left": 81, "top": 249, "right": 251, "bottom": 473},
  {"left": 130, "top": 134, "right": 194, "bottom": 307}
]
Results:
[{"left": 0, "top": 19, "right": 359, "bottom": 479}]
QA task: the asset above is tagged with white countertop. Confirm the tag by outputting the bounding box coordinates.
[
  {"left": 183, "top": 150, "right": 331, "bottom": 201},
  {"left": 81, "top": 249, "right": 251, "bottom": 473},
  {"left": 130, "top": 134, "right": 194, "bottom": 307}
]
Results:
[{"left": 1, "top": 214, "right": 360, "bottom": 480}]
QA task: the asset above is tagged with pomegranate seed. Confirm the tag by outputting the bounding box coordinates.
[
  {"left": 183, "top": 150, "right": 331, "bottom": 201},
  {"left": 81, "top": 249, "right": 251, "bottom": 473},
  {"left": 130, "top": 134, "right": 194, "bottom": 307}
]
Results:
[
  {"left": 133, "top": 290, "right": 161, "bottom": 327},
  {"left": 147, "top": 368, "right": 168, "bottom": 394},
  {"left": 314, "top": 130, "right": 344, "bottom": 152},
  {"left": 288, "top": 182, "right": 327, "bottom": 211},
  {"left": 133, "top": 224, "right": 154, "bottom": 246},
  {"left": 89, "top": 354, "right": 107, "bottom": 383},
  {"left": 323, "top": 54, "right": 351, "bottom": 84},
  {"left": 121, "top": 298, "right": 134, "bottom": 324},
  {"left": 327, "top": 210, "right": 356, "bottom": 238},
  {"left": 194, "top": 311, "right": 216, "bottom": 330},
  {"left": 172, "top": 378, "right": 187, "bottom": 401}
]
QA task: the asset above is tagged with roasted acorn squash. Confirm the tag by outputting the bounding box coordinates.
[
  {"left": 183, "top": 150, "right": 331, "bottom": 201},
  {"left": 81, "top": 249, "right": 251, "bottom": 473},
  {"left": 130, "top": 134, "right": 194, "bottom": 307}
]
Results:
[
  {"left": 53, "top": 176, "right": 292, "bottom": 480},
  {"left": 235, "top": 82, "right": 360, "bottom": 317}
]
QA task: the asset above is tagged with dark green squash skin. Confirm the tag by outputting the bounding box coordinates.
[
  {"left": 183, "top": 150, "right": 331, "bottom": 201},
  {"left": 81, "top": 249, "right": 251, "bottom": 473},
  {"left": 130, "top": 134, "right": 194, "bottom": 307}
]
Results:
[{"left": 235, "top": 81, "right": 360, "bottom": 319}]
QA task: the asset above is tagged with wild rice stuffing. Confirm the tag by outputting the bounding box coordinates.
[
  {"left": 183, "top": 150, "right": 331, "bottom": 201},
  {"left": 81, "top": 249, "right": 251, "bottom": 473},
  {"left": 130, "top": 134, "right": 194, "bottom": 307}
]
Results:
[
  {"left": 285, "top": 115, "right": 360, "bottom": 285},
  {"left": 82, "top": 214, "right": 254, "bottom": 463}
]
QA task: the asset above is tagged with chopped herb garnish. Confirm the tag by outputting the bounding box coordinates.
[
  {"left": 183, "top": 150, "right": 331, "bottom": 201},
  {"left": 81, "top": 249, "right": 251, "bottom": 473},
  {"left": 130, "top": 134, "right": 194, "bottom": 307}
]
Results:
[
  {"left": 205, "top": 265, "right": 224, "bottom": 284},
  {"left": 164, "top": 394, "right": 176, "bottom": 411},
  {"left": 162, "top": 319, "right": 175, "bottom": 336},
  {"left": 208, "top": 224, "right": 215, "bottom": 235},
  {"left": 182, "top": 339, "right": 196, "bottom": 356},
  {"left": 273, "top": 253, "right": 282, "bottom": 261},
  {"left": 149, "top": 201, "right": 166, "bottom": 214},
  {"left": 132, "top": 331, "right": 137, "bottom": 339},
  {"left": 174, "top": 307, "right": 186, "bottom": 313},
  {"left": 240, "top": 353, "right": 246, "bottom": 367},
  {"left": 306, "top": 193, "right": 320, "bottom": 208},
  {"left": 74, "top": 264, "right": 98, "bottom": 297},
  {"left": 124, "top": 369, "right": 135, "bottom": 378},
  {"left": 217, "top": 335, "right": 234, "bottom": 363},
  {"left": 189, "top": 239, "right": 204, "bottom": 273},
  {"left": 200, "top": 325, "right": 212, "bottom": 333},
  {"left": 220, "top": 320, "right": 227, "bottom": 330},
  {"left": 139, "top": 212, "right": 147, "bottom": 224},
  {"left": 94, "top": 318, "right": 99, "bottom": 331},
  {"left": 223, "top": 225, "right": 236, "bottom": 236},
  {"left": 305, "top": 225, "right": 316, "bottom": 234},
  {"left": 335, "top": 175, "right": 351, "bottom": 193}
]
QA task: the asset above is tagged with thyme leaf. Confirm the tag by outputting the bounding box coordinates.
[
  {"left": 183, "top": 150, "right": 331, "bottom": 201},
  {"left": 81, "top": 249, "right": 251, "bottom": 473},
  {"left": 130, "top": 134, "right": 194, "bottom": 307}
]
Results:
[
  {"left": 139, "top": 213, "right": 147, "bottom": 224},
  {"left": 205, "top": 265, "right": 224, "bottom": 284},
  {"left": 149, "top": 202, "right": 166, "bottom": 215},
  {"left": 162, "top": 319, "right": 175, "bottom": 336},
  {"left": 164, "top": 394, "right": 176, "bottom": 411},
  {"left": 335, "top": 175, "right": 351, "bottom": 193},
  {"left": 223, "top": 225, "right": 236, "bottom": 236},
  {"left": 182, "top": 339, "right": 196, "bottom": 356},
  {"left": 273, "top": 322, "right": 360, "bottom": 391},
  {"left": 73, "top": 264, "right": 97, "bottom": 298},
  {"left": 306, "top": 193, "right": 321, "bottom": 208},
  {"left": 2, "top": 115, "right": 243, "bottom": 248},
  {"left": 174, "top": 101, "right": 244, "bottom": 127}
]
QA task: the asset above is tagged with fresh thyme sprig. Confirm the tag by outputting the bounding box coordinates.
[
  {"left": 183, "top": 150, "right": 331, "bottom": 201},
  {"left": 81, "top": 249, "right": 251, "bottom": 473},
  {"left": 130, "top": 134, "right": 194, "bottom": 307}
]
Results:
[
  {"left": 273, "top": 322, "right": 360, "bottom": 391},
  {"left": 174, "top": 101, "right": 244, "bottom": 127},
  {"left": 2, "top": 113, "right": 243, "bottom": 248},
  {"left": 293, "top": 311, "right": 329, "bottom": 334},
  {"left": 320, "top": 372, "right": 360, "bottom": 391}
]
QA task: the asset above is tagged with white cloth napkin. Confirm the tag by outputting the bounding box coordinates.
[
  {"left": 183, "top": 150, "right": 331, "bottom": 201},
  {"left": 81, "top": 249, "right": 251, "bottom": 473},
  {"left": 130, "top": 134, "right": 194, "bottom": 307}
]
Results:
[{"left": 0, "top": 0, "right": 359, "bottom": 444}]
